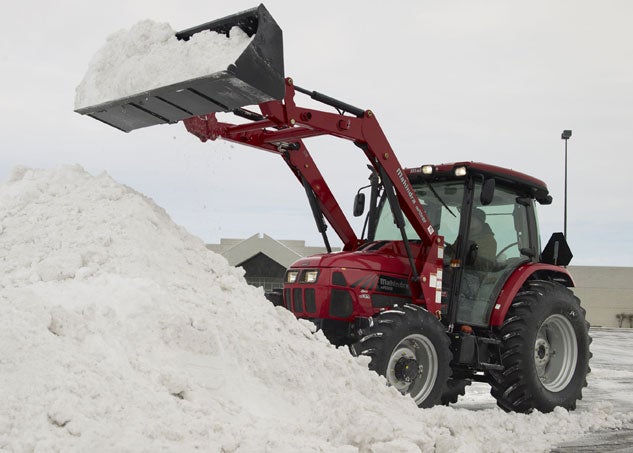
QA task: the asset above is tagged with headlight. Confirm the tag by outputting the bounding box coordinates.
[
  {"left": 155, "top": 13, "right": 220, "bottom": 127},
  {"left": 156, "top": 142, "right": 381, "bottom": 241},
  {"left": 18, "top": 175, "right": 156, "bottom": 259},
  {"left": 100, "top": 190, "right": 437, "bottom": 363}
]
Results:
[
  {"left": 454, "top": 166, "right": 467, "bottom": 177},
  {"left": 421, "top": 165, "right": 434, "bottom": 175},
  {"left": 302, "top": 270, "right": 319, "bottom": 283},
  {"left": 286, "top": 271, "right": 299, "bottom": 283}
]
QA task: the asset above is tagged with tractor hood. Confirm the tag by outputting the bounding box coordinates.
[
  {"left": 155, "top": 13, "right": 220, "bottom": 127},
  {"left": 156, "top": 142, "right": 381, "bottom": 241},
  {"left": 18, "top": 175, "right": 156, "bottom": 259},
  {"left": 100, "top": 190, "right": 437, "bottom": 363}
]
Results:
[{"left": 289, "top": 241, "right": 415, "bottom": 276}]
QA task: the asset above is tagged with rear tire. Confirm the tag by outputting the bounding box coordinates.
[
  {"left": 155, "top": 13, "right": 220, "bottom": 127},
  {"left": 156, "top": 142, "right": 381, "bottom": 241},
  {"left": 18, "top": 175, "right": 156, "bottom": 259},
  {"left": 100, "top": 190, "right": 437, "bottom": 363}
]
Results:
[
  {"left": 352, "top": 305, "right": 452, "bottom": 408},
  {"left": 488, "top": 280, "right": 591, "bottom": 413}
]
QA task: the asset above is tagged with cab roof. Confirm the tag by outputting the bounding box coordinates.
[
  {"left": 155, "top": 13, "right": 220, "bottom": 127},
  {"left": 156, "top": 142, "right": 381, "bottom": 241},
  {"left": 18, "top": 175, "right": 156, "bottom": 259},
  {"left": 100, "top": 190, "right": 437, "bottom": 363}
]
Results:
[{"left": 406, "top": 161, "right": 551, "bottom": 204}]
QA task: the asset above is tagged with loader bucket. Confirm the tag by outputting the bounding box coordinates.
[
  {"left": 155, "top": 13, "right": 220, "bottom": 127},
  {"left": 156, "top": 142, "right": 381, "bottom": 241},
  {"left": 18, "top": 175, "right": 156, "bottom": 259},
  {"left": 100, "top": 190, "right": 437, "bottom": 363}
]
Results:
[{"left": 75, "top": 4, "right": 284, "bottom": 132}]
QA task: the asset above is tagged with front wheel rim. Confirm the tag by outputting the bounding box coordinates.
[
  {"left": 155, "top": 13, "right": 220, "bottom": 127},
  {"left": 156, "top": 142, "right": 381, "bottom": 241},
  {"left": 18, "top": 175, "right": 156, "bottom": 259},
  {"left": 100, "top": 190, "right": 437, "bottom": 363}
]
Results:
[
  {"left": 534, "top": 314, "right": 578, "bottom": 392},
  {"left": 386, "top": 334, "right": 438, "bottom": 405}
]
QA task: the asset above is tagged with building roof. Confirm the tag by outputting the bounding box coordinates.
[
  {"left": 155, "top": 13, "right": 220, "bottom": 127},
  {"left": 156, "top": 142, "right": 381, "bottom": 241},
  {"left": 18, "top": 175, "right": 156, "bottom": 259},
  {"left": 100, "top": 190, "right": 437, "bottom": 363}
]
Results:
[{"left": 206, "top": 233, "right": 332, "bottom": 268}]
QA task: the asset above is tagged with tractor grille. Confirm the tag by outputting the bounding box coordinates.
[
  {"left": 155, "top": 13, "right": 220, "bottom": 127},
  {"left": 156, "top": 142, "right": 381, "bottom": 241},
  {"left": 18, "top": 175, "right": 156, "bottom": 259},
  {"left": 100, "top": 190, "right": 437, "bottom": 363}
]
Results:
[
  {"left": 284, "top": 288, "right": 291, "bottom": 310},
  {"left": 293, "top": 288, "right": 303, "bottom": 312},
  {"left": 329, "top": 289, "right": 353, "bottom": 318},
  {"left": 286, "top": 288, "right": 317, "bottom": 314},
  {"left": 305, "top": 289, "right": 316, "bottom": 313}
]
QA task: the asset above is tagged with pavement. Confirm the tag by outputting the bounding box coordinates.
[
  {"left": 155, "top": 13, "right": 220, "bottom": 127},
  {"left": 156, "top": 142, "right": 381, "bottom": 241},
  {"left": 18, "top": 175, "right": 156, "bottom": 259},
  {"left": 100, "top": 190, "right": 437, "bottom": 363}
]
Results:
[
  {"left": 555, "top": 327, "right": 633, "bottom": 452},
  {"left": 553, "top": 429, "right": 633, "bottom": 452}
]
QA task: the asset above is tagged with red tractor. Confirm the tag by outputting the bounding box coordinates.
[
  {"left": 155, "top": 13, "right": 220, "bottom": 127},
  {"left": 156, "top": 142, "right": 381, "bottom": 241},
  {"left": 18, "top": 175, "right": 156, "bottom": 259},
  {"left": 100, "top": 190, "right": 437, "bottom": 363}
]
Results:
[{"left": 77, "top": 4, "right": 591, "bottom": 413}]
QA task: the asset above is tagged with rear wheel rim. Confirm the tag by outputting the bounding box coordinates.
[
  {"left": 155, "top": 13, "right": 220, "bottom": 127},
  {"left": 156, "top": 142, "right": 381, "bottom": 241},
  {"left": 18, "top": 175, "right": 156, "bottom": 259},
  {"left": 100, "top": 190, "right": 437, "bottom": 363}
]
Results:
[
  {"left": 386, "top": 334, "right": 438, "bottom": 405},
  {"left": 534, "top": 314, "right": 578, "bottom": 392}
]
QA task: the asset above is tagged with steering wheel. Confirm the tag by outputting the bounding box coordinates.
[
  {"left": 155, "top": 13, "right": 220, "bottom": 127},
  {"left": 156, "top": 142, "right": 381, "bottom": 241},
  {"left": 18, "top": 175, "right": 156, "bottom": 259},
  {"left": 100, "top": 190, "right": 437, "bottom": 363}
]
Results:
[{"left": 496, "top": 242, "right": 519, "bottom": 260}]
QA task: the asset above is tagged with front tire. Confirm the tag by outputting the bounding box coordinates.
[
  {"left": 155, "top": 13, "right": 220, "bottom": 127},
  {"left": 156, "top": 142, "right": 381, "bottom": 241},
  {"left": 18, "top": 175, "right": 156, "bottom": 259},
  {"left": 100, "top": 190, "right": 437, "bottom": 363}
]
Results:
[
  {"left": 352, "top": 305, "right": 452, "bottom": 408},
  {"left": 488, "top": 280, "right": 591, "bottom": 413}
]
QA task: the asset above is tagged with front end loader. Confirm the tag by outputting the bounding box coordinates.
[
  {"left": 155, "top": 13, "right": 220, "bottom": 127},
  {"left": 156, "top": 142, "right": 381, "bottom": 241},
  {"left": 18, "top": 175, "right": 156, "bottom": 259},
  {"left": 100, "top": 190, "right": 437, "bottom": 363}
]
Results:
[
  {"left": 76, "top": 4, "right": 591, "bottom": 413},
  {"left": 75, "top": 4, "right": 284, "bottom": 133}
]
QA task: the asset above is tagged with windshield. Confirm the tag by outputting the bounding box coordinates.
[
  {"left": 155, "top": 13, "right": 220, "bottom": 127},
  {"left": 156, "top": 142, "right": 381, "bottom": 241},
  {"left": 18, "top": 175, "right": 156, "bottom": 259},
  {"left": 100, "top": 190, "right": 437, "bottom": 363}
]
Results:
[{"left": 373, "top": 180, "right": 465, "bottom": 242}]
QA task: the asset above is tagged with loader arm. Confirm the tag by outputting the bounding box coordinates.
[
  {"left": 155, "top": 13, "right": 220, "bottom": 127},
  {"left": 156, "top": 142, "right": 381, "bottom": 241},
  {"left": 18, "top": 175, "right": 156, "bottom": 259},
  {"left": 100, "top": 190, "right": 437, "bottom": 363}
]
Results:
[
  {"left": 183, "top": 100, "right": 360, "bottom": 251},
  {"left": 183, "top": 78, "right": 438, "bottom": 251}
]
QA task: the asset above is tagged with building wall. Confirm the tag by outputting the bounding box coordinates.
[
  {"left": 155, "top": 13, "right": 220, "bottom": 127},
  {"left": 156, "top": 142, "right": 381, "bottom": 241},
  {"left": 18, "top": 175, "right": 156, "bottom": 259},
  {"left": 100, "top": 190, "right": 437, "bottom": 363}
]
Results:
[
  {"left": 239, "top": 253, "right": 286, "bottom": 291},
  {"left": 568, "top": 266, "right": 633, "bottom": 328}
]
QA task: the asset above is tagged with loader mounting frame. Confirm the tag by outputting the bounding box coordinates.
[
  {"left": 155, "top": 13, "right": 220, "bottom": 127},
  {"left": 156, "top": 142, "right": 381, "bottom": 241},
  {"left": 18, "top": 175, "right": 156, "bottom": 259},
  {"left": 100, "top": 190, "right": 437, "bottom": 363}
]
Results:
[{"left": 183, "top": 77, "right": 444, "bottom": 309}]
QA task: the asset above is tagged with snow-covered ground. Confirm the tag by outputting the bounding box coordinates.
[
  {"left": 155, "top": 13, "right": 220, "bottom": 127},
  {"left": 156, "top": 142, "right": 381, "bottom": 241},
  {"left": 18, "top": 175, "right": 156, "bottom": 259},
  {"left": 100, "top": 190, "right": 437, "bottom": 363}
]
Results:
[
  {"left": 1, "top": 165, "right": 632, "bottom": 453},
  {"left": 455, "top": 326, "right": 633, "bottom": 414},
  {"left": 454, "top": 327, "right": 633, "bottom": 451}
]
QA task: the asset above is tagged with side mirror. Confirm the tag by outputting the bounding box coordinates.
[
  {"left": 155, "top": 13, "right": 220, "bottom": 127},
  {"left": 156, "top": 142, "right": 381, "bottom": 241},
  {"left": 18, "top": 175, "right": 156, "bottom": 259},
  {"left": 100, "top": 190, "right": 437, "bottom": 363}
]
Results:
[
  {"left": 353, "top": 192, "right": 366, "bottom": 217},
  {"left": 480, "top": 179, "right": 495, "bottom": 206}
]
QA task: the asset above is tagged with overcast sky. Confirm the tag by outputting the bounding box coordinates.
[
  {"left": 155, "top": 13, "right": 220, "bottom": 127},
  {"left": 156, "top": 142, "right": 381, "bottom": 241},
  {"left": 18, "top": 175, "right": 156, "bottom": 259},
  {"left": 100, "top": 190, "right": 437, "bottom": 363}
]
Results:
[{"left": 1, "top": 0, "right": 632, "bottom": 266}]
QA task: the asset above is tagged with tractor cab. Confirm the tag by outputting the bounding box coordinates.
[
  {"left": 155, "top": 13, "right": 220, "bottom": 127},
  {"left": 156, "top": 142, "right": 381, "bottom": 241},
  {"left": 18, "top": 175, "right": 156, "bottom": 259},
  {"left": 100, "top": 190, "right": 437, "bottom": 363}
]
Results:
[{"left": 361, "top": 161, "right": 555, "bottom": 328}]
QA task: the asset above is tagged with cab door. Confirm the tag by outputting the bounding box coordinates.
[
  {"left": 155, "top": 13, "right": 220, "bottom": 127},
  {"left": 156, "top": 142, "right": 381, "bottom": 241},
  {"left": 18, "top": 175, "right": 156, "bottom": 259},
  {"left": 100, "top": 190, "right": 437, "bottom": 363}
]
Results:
[{"left": 455, "top": 182, "right": 533, "bottom": 326}]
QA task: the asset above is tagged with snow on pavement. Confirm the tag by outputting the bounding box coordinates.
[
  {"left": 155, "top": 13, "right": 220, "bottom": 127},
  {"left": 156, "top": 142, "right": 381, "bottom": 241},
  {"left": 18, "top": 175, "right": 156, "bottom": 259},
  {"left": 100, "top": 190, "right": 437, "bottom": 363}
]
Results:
[{"left": 0, "top": 165, "right": 631, "bottom": 452}]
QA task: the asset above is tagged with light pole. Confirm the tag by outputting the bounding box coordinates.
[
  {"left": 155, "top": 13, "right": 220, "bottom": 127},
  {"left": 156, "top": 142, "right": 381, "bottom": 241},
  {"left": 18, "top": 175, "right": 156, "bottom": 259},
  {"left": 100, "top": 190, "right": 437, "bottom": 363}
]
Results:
[{"left": 561, "top": 130, "right": 572, "bottom": 238}]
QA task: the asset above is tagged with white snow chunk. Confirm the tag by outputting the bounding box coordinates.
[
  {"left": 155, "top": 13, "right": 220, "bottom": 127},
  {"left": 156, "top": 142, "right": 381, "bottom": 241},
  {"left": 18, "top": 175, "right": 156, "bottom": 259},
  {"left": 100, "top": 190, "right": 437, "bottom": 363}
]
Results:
[{"left": 74, "top": 20, "right": 253, "bottom": 109}]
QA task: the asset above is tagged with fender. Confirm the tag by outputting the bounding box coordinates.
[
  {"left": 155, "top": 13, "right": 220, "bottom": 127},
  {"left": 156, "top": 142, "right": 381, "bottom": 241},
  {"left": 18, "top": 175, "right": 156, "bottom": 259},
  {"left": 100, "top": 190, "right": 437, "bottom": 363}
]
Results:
[{"left": 489, "top": 263, "right": 575, "bottom": 327}]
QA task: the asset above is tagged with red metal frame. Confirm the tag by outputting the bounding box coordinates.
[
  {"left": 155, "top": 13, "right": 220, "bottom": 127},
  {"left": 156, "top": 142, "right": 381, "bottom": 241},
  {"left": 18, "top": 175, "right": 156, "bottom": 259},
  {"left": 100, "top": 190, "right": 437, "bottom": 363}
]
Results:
[
  {"left": 489, "top": 263, "right": 575, "bottom": 326},
  {"left": 183, "top": 78, "right": 573, "bottom": 326},
  {"left": 183, "top": 77, "right": 437, "bottom": 253}
]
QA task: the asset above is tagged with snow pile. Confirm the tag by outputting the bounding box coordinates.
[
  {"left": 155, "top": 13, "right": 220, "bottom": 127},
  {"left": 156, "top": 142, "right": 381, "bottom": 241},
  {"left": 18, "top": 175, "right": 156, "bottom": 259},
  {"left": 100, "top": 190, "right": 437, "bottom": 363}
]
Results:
[
  {"left": 74, "top": 21, "right": 252, "bottom": 109},
  {"left": 0, "top": 165, "right": 631, "bottom": 452}
]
